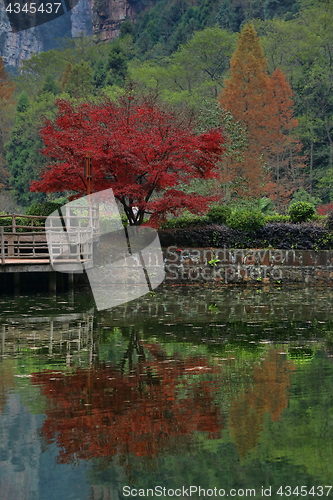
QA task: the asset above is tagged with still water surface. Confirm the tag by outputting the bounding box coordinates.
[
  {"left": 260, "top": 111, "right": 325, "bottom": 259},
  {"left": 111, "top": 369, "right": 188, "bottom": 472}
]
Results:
[{"left": 1, "top": 285, "right": 333, "bottom": 499}]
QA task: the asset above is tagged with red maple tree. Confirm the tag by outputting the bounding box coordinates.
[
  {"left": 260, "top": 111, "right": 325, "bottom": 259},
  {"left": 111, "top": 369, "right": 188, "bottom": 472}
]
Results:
[
  {"left": 31, "top": 342, "right": 224, "bottom": 464},
  {"left": 30, "top": 94, "right": 225, "bottom": 227}
]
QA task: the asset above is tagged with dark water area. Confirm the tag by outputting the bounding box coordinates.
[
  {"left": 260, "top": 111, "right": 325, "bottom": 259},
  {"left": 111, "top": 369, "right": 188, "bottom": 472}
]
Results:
[{"left": 1, "top": 285, "right": 333, "bottom": 500}]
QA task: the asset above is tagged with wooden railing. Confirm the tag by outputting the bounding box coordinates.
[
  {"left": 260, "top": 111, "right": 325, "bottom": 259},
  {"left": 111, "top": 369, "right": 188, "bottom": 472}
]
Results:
[
  {"left": 0, "top": 205, "right": 99, "bottom": 266},
  {"left": 0, "top": 228, "right": 49, "bottom": 263},
  {"left": 0, "top": 205, "right": 100, "bottom": 234},
  {"left": 0, "top": 214, "right": 48, "bottom": 232}
]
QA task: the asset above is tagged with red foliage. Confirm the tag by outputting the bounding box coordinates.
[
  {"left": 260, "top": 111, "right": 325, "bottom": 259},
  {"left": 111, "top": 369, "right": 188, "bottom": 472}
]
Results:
[
  {"left": 30, "top": 96, "right": 225, "bottom": 227},
  {"left": 31, "top": 343, "right": 224, "bottom": 463},
  {"left": 317, "top": 204, "right": 333, "bottom": 215}
]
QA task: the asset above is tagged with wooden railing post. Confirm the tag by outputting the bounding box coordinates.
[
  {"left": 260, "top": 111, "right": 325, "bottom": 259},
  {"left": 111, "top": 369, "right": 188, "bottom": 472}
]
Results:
[
  {"left": 12, "top": 215, "right": 16, "bottom": 233},
  {"left": 1, "top": 227, "right": 5, "bottom": 264}
]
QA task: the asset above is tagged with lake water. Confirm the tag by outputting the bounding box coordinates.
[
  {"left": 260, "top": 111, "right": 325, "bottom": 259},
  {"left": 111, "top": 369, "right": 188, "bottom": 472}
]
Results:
[{"left": 1, "top": 284, "right": 333, "bottom": 500}]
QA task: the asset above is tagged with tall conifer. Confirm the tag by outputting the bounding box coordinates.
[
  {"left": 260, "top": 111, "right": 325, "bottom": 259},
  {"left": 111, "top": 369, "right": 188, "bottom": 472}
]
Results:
[
  {"left": 266, "top": 67, "right": 304, "bottom": 210},
  {"left": 218, "top": 23, "right": 271, "bottom": 198}
]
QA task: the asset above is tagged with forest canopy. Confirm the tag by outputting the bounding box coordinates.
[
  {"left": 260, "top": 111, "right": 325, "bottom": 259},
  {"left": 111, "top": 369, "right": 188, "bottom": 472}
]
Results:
[{"left": 2, "top": 0, "right": 332, "bottom": 213}]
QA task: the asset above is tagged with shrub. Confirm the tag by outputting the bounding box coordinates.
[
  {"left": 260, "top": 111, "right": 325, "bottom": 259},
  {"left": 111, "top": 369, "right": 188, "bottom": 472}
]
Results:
[
  {"left": 325, "top": 211, "right": 333, "bottom": 231},
  {"left": 265, "top": 214, "right": 291, "bottom": 223},
  {"left": 26, "top": 202, "right": 64, "bottom": 217},
  {"left": 160, "top": 215, "right": 209, "bottom": 230},
  {"left": 158, "top": 222, "right": 333, "bottom": 250},
  {"left": 0, "top": 214, "right": 12, "bottom": 230},
  {"left": 226, "top": 209, "right": 265, "bottom": 232},
  {"left": 206, "top": 205, "right": 231, "bottom": 224},
  {"left": 288, "top": 201, "right": 315, "bottom": 223}
]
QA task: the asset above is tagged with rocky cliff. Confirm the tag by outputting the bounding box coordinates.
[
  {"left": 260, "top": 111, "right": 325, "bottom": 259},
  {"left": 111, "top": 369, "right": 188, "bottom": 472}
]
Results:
[
  {"left": 0, "top": 0, "right": 150, "bottom": 68},
  {"left": 92, "top": 0, "right": 147, "bottom": 42},
  {"left": 0, "top": 2, "right": 43, "bottom": 67}
]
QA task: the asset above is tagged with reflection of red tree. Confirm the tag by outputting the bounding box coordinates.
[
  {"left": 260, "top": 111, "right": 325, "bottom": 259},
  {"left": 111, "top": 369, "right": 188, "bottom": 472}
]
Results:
[
  {"left": 229, "top": 349, "right": 295, "bottom": 459},
  {"left": 31, "top": 342, "right": 223, "bottom": 463}
]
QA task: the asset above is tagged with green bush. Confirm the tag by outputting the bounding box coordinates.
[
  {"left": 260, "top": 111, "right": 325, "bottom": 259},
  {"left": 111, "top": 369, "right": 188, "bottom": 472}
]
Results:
[
  {"left": 26, "top": 201, "right": 64, "bottom": 217},
  {"left": 0, "top": 215, "right": 12, "bottom": 229},
  {"left": 265, "top": 214, "right": 291, "bottom": 223},
  {"left": 0, "top": 215, "right": 40, "bottom": 232},
  {"left": 226, "top": 209, "right": 266, "bottom": 232},
  {"left": 160, "top": 215, "right": 209, "bottom": 230},
  {"left": 288, "top": 201, "right": 316, "bottom": 223},
  {"left": 206, "top": 205, "right": 231, "bottom": 224}
]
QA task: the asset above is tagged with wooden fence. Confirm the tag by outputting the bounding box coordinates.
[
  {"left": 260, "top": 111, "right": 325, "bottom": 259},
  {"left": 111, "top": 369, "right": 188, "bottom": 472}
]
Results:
[{"left": 0, "top": 205, "right": 99, "bottom": 266}]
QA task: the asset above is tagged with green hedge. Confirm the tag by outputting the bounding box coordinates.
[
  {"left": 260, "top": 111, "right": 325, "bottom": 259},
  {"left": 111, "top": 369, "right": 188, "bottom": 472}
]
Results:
[
  {"left": 0, "top": 216, "right": 40, "bottom": 232},
  {"left": 207, "top": 206, "right": 231, "bottom": 224},
  {"left": 265, "top": 214, "right": 291, "bottom": 223},
  {"left": 226, "top": 209, "right": 266, "bottom": 232},
  {"left": 160, "top": 215, "right": 210, "bottom": 230},
  {"left": 25, "top": 201, "right": 63, "bottom": 217}
]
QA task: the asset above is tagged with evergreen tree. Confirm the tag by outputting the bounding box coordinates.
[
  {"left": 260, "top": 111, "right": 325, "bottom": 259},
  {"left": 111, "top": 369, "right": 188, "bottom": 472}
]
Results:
[
  {"left": 6, "top": 92, "right": 58, "bottom": 207},
  {"left": 106, "top": 43, "right": 129, "bottom": 87},
  {"left": 120, "top": 19, "right": 135, "bottom": 40},
  {"left": 93, "top": 58, "right": 107, "bottom": 89},
  {"left": 63, "top": 61, "right": 94, "bottom": 98},
  {"left": 16, "top": 91, "right": 30, "bottom": 113},
  {"left": 42, "top": 74, "right": 61, "bottom": 95}
]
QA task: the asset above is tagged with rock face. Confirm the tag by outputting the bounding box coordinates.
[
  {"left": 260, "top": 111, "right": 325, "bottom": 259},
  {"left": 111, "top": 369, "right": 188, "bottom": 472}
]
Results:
[
  {"left": 0, "top": 3, "right": 43, "bottom": 67},
  {"left": 71, "top": 0, "right": 93, "bottom": 37},
  {"left": 0, "top": 0, "right": 148, "bottom": 67},
  {"left": 92, "top": 0, "right": 146, "bottom": 42}
]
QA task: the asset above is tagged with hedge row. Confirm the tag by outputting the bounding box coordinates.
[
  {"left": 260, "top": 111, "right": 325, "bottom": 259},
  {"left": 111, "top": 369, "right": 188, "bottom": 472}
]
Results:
[{"left": 158, "top": 223, "right": 333, "bottom": 250}]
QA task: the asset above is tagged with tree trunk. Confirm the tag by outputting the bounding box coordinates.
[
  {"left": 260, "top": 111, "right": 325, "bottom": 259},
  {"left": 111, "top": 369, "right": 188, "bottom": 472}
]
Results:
[
  {"left": 325, "top": 121, "right": 333, "bottom": 169},
  {"left": 310, "top": 141, "right": 313, "bottom": 195}
]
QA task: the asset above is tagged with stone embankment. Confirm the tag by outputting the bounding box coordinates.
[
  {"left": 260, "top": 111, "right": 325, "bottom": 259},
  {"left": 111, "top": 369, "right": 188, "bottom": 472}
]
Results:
[{"left": 162, "top": 247, "right": 333, "bottom": 285}]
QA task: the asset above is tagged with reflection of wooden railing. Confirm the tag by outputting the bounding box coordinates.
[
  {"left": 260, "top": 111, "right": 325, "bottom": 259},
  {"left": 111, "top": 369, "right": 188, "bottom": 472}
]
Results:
[{"left": 1, "top": 312, "right": 95, "bottom": 361}]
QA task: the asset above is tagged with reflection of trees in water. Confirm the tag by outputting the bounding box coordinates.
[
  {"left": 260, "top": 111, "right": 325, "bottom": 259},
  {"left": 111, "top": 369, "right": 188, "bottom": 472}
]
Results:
[
  {"left": 31, "top": 332, "right": 225, "bottom": 464},
  {"left": 0, "top": 361, "right": 15, "bottom": 414},
  {"left": 228, "top": 349, "right": 295, "bottom": 460}
]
